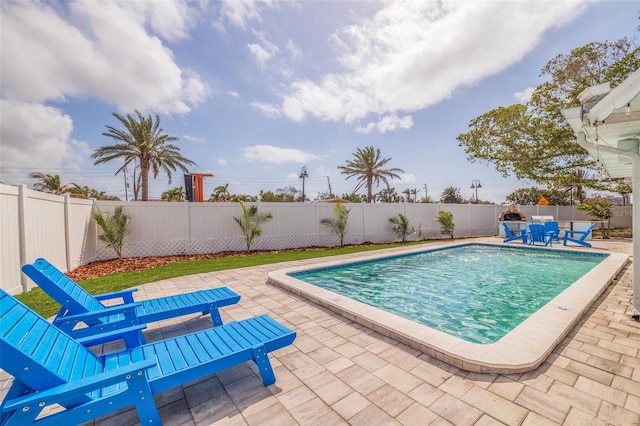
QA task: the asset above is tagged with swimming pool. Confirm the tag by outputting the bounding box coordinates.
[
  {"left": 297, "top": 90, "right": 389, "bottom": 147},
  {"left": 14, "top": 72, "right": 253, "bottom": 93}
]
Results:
[
  {"left": 289, "top": 244, "right": 605, "bottom": 344},
  {"left": 267, "top": 241, "right": 629, "bottom": 373}
]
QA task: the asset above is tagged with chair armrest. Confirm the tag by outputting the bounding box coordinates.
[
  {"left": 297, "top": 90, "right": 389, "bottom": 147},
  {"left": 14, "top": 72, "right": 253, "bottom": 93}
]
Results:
[
  {"left": 75, "top": 324, "right": 147, "bottom": 347},
  {"left": 57, "top": 302, "right": 143, "bottom": 324},
  {"left": 563, "top": 229, "right": 588, "bottom": 236},
  {"left": 95, "top": 288, "right": 138, "bottom": 303},
  {"left": 2, "top": 359, "right": 157, "bottom": 411}
]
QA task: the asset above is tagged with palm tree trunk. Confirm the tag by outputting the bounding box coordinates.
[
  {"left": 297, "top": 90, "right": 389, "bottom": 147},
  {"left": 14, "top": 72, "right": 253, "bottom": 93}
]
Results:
[{"left": 140, "top": 160, "right": 150, "bottom": 201}]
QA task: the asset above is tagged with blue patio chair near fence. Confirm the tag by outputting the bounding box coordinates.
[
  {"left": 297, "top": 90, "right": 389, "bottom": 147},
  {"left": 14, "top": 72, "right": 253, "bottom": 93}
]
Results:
[
  {"left": 502, "top": 222, "right": 527, "bottom": 244},
  {"left": 21, "top": 258, "right": 241, "bottom": 348},
  {"left": 563, "top": 223, "right": 595, "bottom": 248},
  {"left": 0, "top": 289, "right": 295, "bottom": 426},
  {"left": 544, "top": 221, "right": 561, "bottom": 243},
  {"left": 528, "top": 224, "right": 552, "bottom": 246}
]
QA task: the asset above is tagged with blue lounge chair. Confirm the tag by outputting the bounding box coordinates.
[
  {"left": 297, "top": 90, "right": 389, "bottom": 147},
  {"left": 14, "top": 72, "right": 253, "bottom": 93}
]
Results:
[
  {"left": 21, "top": 258, "right": 241, "bottom": 347},
  {"left": 544, "top": 221, "right": 561, "bottom": 243},
  {"left": 502, "top": 222, "right": 527, "bottom": 244},
  {"left": 563, "top": 223, "right": 595, "bottom": 248},
  {"left": 0, "top": 289, "right": 295, "bottom": 426},
  {"left": 528, "top": 224, "right": 552, "bottom": 246}
]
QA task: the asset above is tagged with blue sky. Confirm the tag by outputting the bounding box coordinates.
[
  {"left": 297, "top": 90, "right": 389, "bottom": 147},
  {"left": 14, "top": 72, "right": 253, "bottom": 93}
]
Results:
[{"left": 1, "top": 0, "right": 637, "bottom": 203}]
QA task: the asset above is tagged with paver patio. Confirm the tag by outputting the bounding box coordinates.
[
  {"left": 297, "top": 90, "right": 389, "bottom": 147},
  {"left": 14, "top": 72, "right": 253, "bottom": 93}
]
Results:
[{"left": 1, "top": 237, "right": 638, "bottom": 425}]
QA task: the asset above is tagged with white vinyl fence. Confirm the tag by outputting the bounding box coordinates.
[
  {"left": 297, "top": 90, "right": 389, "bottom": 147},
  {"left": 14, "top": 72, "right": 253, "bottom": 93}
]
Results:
[{"left": 1, "top": 183, "right": 632, "bottom": 294}]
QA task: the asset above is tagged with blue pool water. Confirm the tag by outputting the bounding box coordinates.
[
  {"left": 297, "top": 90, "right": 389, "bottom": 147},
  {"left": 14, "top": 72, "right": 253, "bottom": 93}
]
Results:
[{"left": 290, "top": 244, "right": 606, "bottom": 344}]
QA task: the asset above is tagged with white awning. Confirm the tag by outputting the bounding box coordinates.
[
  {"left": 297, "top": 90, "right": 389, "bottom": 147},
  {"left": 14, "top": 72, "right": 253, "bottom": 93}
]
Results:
[{"left": 561, "top": 69, "right": 640, "bottom": 319}]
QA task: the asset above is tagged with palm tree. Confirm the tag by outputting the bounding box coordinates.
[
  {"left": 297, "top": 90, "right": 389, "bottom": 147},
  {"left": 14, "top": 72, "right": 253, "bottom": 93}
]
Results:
[
  {"left": 410, "top": 188, "right": 420, "bottom": 203},
  {"left": 92, "top": 206, "right": 130, "bottom": 259},
  {"left": 161, "top": 186, "right": 186, "bottom": 202},
  {"left": 209, "top": 184, "right": 230, "bottom": 202},
  {"left": 320, "top": 203, "right": 351, "bottom": 246},
  {"left": 375, "top": 186, "right": 401, "bottom": 203},
  {"left": 233, "top": 201, "right": 273, "bottom": 251},
  {"left": 389, "top": 213, "right": 415, "bottom": 243},
  {"left": 92, "top": 110, "right": 196, "bottom": 201},
  {"left": 29, "top": 172, "right": 68, "bottom": 195},
  {"left": 338, "top": 146, "right": 404, "bottom": 203},
  {"left": 440, "top": 186, "right": 464, "bottom": 204},
  {"left": 67, "top": 183, "right": 90, "bottom": 199},
  {"left": 402, "top": 188, "right": 412, "bottom": 203}
]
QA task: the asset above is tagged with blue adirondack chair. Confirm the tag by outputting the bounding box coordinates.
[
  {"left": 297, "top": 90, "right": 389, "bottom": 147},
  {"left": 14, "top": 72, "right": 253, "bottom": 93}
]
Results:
[
  {"left": 563, "top": 223, "right": 595, "bottom": 248},
  {"left": 502, "top": 222, "right": 527, "bottom": 244},
  {"left": 528, "top": 223, "right": 552, "bottom": 246},
  {"left": 21, "top": 258, "right": 241, "bottom": 348},
  {"left": 0, "top": 289, "right": 295, "bottom": 426},
  {"left": 543, "top": 221, "right": 561, "bottom": 244}
]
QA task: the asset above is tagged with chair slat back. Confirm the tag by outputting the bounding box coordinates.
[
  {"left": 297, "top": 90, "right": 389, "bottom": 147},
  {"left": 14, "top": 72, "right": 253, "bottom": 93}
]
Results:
[
  {"left": 0, "top": 289, "right": 104, "bottom": 391},
  {"left": 22, "top": 258, "right": 105, "bottom": 315},
  {"left": 528, "top": 224, "right": 547, "bottom": 243}
]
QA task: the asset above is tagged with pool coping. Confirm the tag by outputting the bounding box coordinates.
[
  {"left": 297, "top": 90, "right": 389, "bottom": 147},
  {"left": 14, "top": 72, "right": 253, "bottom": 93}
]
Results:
[{"left": 267, "top": 241, "right": 630, "bottom": 374}]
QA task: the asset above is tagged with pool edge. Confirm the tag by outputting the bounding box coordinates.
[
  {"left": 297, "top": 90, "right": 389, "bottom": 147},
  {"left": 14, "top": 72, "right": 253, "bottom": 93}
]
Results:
[{"left": 266, "top": 241, "right": 630, "bottom": 374}]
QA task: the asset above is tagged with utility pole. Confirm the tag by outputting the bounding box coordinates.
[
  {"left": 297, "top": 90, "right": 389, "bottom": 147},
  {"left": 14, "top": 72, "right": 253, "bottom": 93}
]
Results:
[
  {"left": 424, "top": 183, "right": 428, "bottom": 202},
  {"left": 299, "top": 166, "right": 309, "bottom": 202},
  {"left": 327, "top": 176, "right": 332, "bottom": 196}
]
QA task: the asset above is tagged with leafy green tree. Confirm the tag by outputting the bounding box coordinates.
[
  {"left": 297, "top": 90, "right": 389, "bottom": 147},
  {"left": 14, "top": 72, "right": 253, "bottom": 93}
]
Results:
[
  {"left": 92, "top": 206, "right": 130, "bottom": 259},
  {"left": 233, "top": 201, "right": 273, "bottom": 251},
  {"left": 440, "top": 186, "right": 464, "bottom": 204},
  {"left": 457, "top": 39, "right": 639, "bottom": 190},
  {"left": 577, "top": 198, "right": 614, "bottom": 239},
  {"left": 434, "top": 210, "right": 455, "bottom": 239},
  {"left": 321, "top": 203, "right": 351, "bottom": 246},
  {"left": 505, "top": 187, "right": 572, "bottom": 206},
  {"left": 162, "top": 186, "right": 186, "bottom": 202},
  {"left": 93, "top": 110, "right": 196, "bottom": 201},
  {"left": 389, "top": 213, "right": 415, "bottom": 243},
  {"left": 29, "top": 172, "right": 68, "bottom": 195},
  {"left": 338, "top": 146, "right": 404, "bottom": 203},
  {"left": 340, "top": 193, "right": 367, "bottom": 203},
  {"left": 231, "top": 194, "right": 257, "bottom": 202}
]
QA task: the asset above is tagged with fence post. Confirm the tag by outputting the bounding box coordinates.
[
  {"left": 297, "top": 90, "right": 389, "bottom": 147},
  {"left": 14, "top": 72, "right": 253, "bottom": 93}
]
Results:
[
  {"left": 17, "top": 185, "right": 28, "bottom": 292},
  {"left": 64, "top": 194, "right": 72, "bottom": 272}
]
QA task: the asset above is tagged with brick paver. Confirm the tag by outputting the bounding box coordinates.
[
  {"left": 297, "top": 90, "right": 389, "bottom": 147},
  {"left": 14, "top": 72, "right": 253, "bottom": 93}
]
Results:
[{"left": 1, "top": 238, "right": 637, "bottom": 425}]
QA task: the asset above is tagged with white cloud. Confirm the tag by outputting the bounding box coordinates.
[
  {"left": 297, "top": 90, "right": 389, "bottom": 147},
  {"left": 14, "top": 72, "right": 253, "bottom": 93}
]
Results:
[
  {"left": 215, "top": 0, "right": 276, "bottom": 30},
  {"left": 118, "top": 0, "right": 198, "bottom": 42},
  {"left": 261, "top": 0, "right": 586, "bottom": 129},
  {"left": 0, "top": 1, "right": 208, "bottom": 114},
  {"left": 355, "top": 113, "right": 413, "bottom": 134},
  {"left": 394, "top": 173, "right": 416, "bottom": 184},
  {"left": 218, "top": 158, "right": 228, "bottom": 166},
  {"left": 0, "top": 100, "right": 91, "bottom": 173},
  {"left": 182, "top": 135, "right": 207, "bottom": 143},
  {"left": 240, "top": 145, "right": 319, "bottom": 164},
  {"left": 248, "top": 43, "right": 273, "bottom": 67},
  {"left": 286, "top": 40, "right": 302, "bottom": 59},
  {"left": 514, "top": 87, "right": 535, "bottom": 104}
]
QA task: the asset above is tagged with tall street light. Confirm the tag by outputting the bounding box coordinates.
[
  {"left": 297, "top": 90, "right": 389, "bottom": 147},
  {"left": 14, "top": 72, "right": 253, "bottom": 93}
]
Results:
[
  {"left": 299, "top": 166, "right": 309, "bottom": 202},
  {"left": 471, "top": 179, "right": 482, "bottom": 203}
]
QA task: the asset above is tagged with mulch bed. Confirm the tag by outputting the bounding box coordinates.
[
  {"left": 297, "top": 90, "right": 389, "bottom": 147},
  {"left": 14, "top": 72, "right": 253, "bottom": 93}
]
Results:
[{"left": 66, "top": 245, "right": 383, "bottom": 281}]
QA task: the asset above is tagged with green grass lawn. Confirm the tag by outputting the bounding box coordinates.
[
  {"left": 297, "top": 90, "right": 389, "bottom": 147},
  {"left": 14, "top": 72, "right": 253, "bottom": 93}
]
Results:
[{"left": 17, "top": 241, "right": 432, "bottom": 318}]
